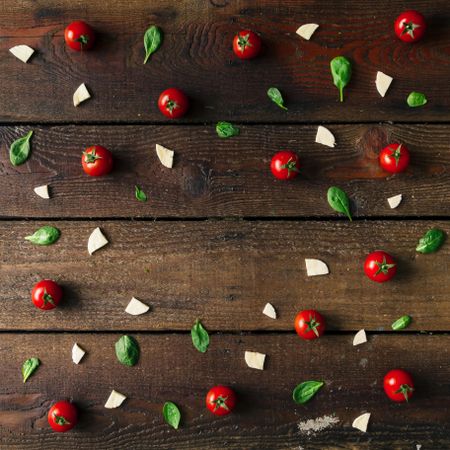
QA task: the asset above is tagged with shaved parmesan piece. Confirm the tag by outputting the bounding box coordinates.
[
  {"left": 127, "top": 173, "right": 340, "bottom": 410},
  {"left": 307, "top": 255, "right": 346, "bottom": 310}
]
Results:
[
  {"left": 375, "top": 71, "right": 393, "bottom": 98},
  {"left": 73, "top": 83, "right": 91, "bottom": 107},
  {"left": 352, "top": 412, "right": 371, "bottom": 432},
  {"left": 156, "top": 144, "right": 174, "bottom": 168},
  {"left": 72, "top": 343, "right": 86, "bottom": 364},
  {"left": 387, "top": 194, "right": 402, "bottom": 209},
  {"left": 296, "top": 23, "right": 319, "bottom": 40},
  {"left": 104, "top": 390, "right": 126, "bottom": 409},
  {"left": 9, "top": 45, "right": 34, "bottom": 63},
  {"left": 245, "top": 351, "right": 266, "bottom": 370},
  {"left": 125, "top": 297, "right": 150, "bottom": 315},
  {"left": 88, "top": 227, "right": 109, "bottom": 255},
  {"left": 353, "top": 329, "right": 367, "bottom": 346},
  {"left": 305, "top": 258, "right": 329, "bottom": 276},
  {"left": 34, "top": 185, "right": 50, "bottom": 199},
  {"left": 315, "top": 126, "right": 336, "bottom": 148},
  {"left": 262, "top": 302, "right": 277, "bottom": 319}
]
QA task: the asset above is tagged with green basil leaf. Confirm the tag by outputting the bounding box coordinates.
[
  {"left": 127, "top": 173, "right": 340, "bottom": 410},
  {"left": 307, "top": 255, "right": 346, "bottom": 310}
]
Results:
[
  {"left": 115, "top": 335, "right": 140, "bottom": 366},
  {"left": 10, "top": 130, "right": 33, "bottom": 166},
  {"left": 293, "top": 381, "right": 324, "bottom": 404},
  {"left": 135, "top": 185, "right": 147, "bottom": 202},
  {"left": 407, "top": 91, "right": 427, "bottom": 108},
  {"left": 327, "top": 186, "right": 352, "bottom": 221},
  {"left": 267, "top": 87, "right": 287, "bottom": 110},
  {"left": 330, "top": 56, "right": 352, "bottom": 102},
  {"left": 391, "top": 315, "right": 412, "bottom": 331},
  {"left": 25, "top": 226, "right": 60, "bottom": 245},
  {"left": 191, "top": 319, "right": 209, "bottom": 353},
  {"left": 163, "top": 401, "right": 181, "bottom": 429},
  {"left": 144, "top": 25, "right": 163, "bottom": 64},
  {"left": 216, "top": 121, "right": 240, "bottom": 138},
  {"left": 416, "top": 228, "right": 446, "bottom": 253},
  {"left": 22, "top": 357, "right": 40, "bottom": 383}
]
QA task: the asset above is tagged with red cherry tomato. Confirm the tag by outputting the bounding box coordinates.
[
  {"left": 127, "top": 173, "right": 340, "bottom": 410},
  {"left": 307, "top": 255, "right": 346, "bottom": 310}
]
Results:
[
  {"left": 383, "top": 369, "right": 414, "bottom": 402},
  {"left": 206, "top": 386, "right": 237, "bottom": 416},
  {"left": 270, "top": 151, "right": 300, "bottom": 180},
  {"left": 364, "top": 251, "right": 397, "bottom": 283},
  {"left": 379, "top": 143, "right": 410, "bottom": 173},
  {"left": 81, "top": 145, "right": 113, "bottom": 177},
  {"left": 294, "top": 309, "right": 326, "bottom": 340},
  {"left": 48, "top": 401, "right": 78, "bottom": 432},
  {"left": 64, "top": 21, "right": 95, "bottom": 51},
  {"left": 31, "top": 279, "right": 63, "bottom": 310},
  {"left": 157, "top": 88, "right": 189, "bottom": 119},
  {"left": 394, "top": 11, "right": 426, "bottom": 43},
  {"left": 233, "top": 30, "right": 262, "bottom": 60}
]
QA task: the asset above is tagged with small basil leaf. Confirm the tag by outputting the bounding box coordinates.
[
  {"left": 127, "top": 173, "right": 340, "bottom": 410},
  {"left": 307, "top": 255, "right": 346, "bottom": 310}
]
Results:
[
  {"left": 407, "top": 91, "right": 427, "bottom": 108},
  {"left": 10, "top": 130, "right": 33, "bottom": 166},
  {"left": 115, "top": 335, "right": 140, "bottom": 366},
  {"left": 293, "top": 381, "right": 324, "bottom": 404},
  {"left": 416, "top": 228, "right": 445, "bottom": 253},
  {"left": 391, "top": 315, "right": 412, "bottom": 331},
  {"left": 327, "top": 186, "right": 352, "bottom": 221},
  {"left": 163, "top": 401, "right": 181, "bottom": 429},
  {"left": 216, "top": 121, "right": 240, "bottom": 138},
  {"left": 267, "top": 87, "right": 287, "bottom": 110},
  {"left": 144, "top": 25, "right": 163, "bottom": 64},
  {"left": 25, "top": 226, "right": 60, "bottom": 245},
  {"left": 191, "top": 319, "right": 209, "bottom": 353},
  {"left": 135, "top": 185, "right": 147, "bottom": 202},
  {"left": 22, "top": 357, "right": 40, "bottom": 383},
  {"left": 330, "top": 56, "right": 352, "bottom": 102}
]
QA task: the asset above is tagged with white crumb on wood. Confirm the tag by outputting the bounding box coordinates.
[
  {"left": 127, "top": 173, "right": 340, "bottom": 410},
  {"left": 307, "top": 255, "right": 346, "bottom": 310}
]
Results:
[{"left": 297, "top": 414, "right": 339, "bottom": 436}]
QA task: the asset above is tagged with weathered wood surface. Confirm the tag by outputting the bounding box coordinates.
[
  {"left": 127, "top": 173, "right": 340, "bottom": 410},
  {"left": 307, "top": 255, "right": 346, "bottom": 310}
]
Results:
[
  {"left": 1, "top": 124, "right": 449, "bottom": 218},
  {"left": 0, "top": 0, "right": 449, "bottom": 123},
  {"left": 1, "top": 220, "right": 448, "bottom": 331}
]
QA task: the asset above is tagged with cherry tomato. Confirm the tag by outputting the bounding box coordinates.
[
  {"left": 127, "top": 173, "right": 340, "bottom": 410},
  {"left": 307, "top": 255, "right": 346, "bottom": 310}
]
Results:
[
  {"left": 379, "top": 143, "right": 410, "bottom": 174},
  {"left": 383, "top": 369, "right": 414, "bottom": 402},
  {"left": 364, "top": 251, "right": 397, "bottom": 283},
  {"left": 31, "top": 279, "right": 63, "bottom": 311},
  {"left": 294, "top": 309, "right": 325, "bottom": 340},
  {"left": 233, "top": 30, "right": 262, "bottom": 60},
  {"left": 81, "top": 145, "right": 113, "bottom": 177},
  {"left": 394, "top": 11, "right": 426, "bottom": 43},
  {"left": 206, "top": 386, "right": 237, "bottom": 416},
  {"left": 157, "top": 88, "right": 189, "bottom": 119},
  {"left": 48, "top": 401, "right": 78, "bottom": 432},
  {"left": 64, "top": 20, "right": 95, "bottom": 51},
  {"left": 270, "top": 151, "right": 300, "bottom": 180}
]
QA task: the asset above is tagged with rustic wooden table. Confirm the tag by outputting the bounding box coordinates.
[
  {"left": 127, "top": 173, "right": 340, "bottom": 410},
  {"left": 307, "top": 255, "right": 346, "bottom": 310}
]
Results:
[{"left": 0, "top": 1, "right": 449, "bottom": 449}]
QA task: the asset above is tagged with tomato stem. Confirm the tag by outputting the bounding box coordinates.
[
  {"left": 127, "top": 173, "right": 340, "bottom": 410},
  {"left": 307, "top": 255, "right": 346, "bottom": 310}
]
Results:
[
  {"left": 395, "top": 383, "right": 414, "bottom": 402},
  {"left": 374, "top": 257, "right": 396, "bottom": 276}
]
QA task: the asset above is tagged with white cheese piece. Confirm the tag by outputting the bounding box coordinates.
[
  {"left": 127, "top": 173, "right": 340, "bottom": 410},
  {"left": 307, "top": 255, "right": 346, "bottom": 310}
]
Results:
[
  {"left": 125, "top": 297, "right": 150, "bottom": 315},
  {"left": 375, "top": 71, "right": 393, "bottom": 98},
  {"left": 296, "top": 24, "right": 319, "bottom": 40},
  {"left": 88, "top": 227, "right": 109, "bottom": 255},
  {"left": 262, "top": 302, "right": 277, "bottom": 319},
  {"left": 104, "top": 390, "right": 127, "bottom": 409},
  {"left": 353, "top": 329, "right": 367, "bottom": 346},
  {"left": 34, "top": 185, "right": 50, "bottom": 199},
  {"left": 155, "top": 144, "right": 174, "bottom": 168},
  {"left": 9, "top": 45, "right": 34, "bottom": 63},
  {"left": 72, "top": 343, "right": 86, "bottom": 364},
  {"left": 315, "top": 126, "right": 336, "bottom": 148},
  {"left": 352, "top": 412, "right": 371, "bottom": 432},
  {"left": 245, "top": 351, "right": 266, "bottom": 370},
  {"left": 73, "top": 83, "right": 91, "bottom": 107},
  {"left": 387, "top": 194, "right": 402, "bottom": 209},
  {"left": 305, "top": 258, "right": 329, "bottom": 277}
]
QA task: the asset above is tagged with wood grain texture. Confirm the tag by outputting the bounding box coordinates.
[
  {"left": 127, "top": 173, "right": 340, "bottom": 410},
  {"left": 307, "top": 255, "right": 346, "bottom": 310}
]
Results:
[
  {"left": 0, "top": 0, "right": 449, "bottom": 122},
  {"left": 1, "top": 220, "right": 448, "bottom": 331},
  {"left": 1, "top": 124, "right": 449, "bottom": 218}
]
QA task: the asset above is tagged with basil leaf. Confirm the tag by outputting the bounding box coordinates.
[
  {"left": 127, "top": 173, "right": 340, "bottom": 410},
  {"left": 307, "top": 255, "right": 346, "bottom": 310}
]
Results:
[
  {"left": 416, "top": 228, "right": 445, "bottom": 253},
  {"left": 10, "top": 130, "right": 33, "bottom": 166},
  {"left": 135, "top": 185, "right": 147, "bottom": 202},
  {"left": 391, "top": 315, "right": 412, "bottom": 331},
  {"left": 327, "top": 186, "right": 352, "bottom": 221},
  {"left": 293, "top": 380, "right": 324, "bottom": 404},
  {"left": 407, "top": 91, "right": 427, "bottom": 108},
  {"left": 144, "top": 25, "right": 163, "bottom": 64},
  {"left": 22, "top": 357, "right": 40, "bottom": 383},
  {"left": 330, "top": 56, "right": 352, "bottom": 102},
  {"left": 163, "top": 401, "right": 181, "bottom": 429},
  {"left": 191, "top": 319, "right": 209, "bottom": 353},
  {"left": 216, "top": 121, "right": 240, "bottom": 139},
  {"left": 25, "top": 226, "right": 60, "bottom": 245},
  {"left": 115, "top": 335, "right": 140, "bottom": 366},
  {"left": 267, "top": 87, "right": 287, "bottom": 110}
]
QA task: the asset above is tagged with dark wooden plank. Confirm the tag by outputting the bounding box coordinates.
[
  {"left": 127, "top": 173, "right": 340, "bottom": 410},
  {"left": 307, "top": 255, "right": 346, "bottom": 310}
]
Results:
[
  {"left": 1, "top": 220, "right": 448, "bottom": 331},
  {"left": 0, "top": 0, "right": 449, "bottom": 123},
  {"left": 1, "top": 124, "right": 449, "bottom": 218}
]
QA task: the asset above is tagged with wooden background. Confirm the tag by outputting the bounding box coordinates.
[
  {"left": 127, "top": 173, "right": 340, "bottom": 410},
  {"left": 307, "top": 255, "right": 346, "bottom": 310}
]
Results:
[{"left": 0, "top": 0, "right": 449, "bottom": 449}]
